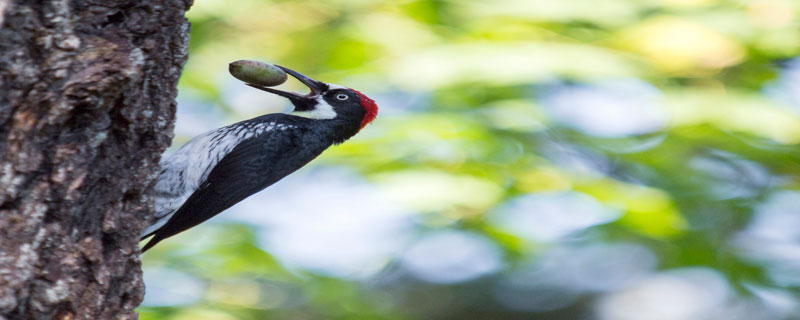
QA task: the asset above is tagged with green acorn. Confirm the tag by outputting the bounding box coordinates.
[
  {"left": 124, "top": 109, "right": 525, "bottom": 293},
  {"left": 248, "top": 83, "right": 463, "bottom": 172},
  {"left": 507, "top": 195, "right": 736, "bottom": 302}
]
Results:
[{"left": 229, "top": 60, "right": 288, "bottom": 87}]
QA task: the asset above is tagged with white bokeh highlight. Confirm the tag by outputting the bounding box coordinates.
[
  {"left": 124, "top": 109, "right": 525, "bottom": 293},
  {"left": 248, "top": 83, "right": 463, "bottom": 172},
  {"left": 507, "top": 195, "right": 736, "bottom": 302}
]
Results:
[
  {"left": 765, "top": 58, "right": 800, "bottom": 114},
  {"left": 596, "top": 268, "right": 731, "bottom": 320},
  {"left": 142, "top": 267, "right": 206, "bottom": 307},
  {"left": 401, "top": 231, "right": 503, "bottom": 284},
  {"left": 731, "top": 191, "right": 800, "bottom": 286},
  {"left": 688, "top": 151, "right": 772, "bottom": 200},
  {"left": 489, "top": 191, "right": 622, "bottom": 242},
  {"left": 541, "top": 79, "right": 668, "bottom": 137}
]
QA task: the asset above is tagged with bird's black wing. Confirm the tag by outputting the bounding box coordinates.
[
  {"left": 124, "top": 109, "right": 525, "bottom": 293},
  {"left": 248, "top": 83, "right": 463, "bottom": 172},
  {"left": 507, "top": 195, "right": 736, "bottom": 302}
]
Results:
[{"left": 141, "top": 127, "right": 322, "bottom": 251}]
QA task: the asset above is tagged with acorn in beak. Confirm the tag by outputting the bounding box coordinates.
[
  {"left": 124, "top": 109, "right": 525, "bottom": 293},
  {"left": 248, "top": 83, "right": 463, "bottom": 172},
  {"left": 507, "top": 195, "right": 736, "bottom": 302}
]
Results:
[{"left": 246, "top": 65, "right": 329, "bottom": 112}]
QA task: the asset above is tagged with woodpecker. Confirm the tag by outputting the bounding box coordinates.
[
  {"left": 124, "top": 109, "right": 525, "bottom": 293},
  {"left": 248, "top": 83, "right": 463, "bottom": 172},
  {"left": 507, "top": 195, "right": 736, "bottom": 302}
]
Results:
[{"left": 140, "top": 66, "right": 378, "bottom": 251}]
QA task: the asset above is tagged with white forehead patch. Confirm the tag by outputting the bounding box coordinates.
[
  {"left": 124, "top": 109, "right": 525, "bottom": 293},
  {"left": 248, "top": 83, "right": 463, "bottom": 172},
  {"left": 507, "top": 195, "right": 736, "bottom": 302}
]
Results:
[
  {"left": 291, "top": 95, "right": 338, "bottom": 120},
  {"left": 327, "top": 83, "right": 347, "bottom": 90}
]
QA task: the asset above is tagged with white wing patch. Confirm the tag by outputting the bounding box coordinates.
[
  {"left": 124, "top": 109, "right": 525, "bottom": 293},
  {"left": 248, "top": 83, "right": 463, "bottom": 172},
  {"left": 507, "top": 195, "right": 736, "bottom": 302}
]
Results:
[{"left": 143, "top": 121, "right": 296, "bottom": 237}]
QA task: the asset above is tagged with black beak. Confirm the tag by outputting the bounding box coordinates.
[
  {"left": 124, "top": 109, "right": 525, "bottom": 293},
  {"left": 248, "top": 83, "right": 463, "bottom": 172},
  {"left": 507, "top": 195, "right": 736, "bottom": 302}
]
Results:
[{"left": 246, "top": 65, "right": 329, "bottom": 112}]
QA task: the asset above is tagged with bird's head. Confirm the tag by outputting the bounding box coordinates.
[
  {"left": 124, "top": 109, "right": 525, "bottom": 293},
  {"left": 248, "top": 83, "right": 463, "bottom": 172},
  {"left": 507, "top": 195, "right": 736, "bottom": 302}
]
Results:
[{"left": 248, "top": 66, "right": 378, "bottom": 130}]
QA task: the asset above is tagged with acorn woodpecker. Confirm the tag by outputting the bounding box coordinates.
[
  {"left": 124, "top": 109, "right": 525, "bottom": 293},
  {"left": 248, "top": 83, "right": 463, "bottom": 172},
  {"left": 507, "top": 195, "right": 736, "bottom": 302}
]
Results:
[{"left": 140, "top": 66, "right": 378, "bottom": 251}]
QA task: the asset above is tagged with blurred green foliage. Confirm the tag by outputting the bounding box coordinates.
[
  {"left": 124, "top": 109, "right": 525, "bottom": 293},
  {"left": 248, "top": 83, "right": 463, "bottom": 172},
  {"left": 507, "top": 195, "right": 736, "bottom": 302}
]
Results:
[{"left": 140, "top": 0, "right": 800, "bottom": 319}]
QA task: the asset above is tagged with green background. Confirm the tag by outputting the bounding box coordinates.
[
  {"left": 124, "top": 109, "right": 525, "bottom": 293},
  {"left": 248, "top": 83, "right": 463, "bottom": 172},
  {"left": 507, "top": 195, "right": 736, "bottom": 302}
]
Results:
[{"left": 139, "top": 0, "right": 800, "bottom": 319}]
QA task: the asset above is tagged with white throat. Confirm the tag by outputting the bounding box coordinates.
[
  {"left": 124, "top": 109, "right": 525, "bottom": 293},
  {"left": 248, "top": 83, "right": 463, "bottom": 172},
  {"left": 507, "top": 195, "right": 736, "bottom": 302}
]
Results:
[{"left": 291, "top": 95, "right": 338, "bottom": 120}]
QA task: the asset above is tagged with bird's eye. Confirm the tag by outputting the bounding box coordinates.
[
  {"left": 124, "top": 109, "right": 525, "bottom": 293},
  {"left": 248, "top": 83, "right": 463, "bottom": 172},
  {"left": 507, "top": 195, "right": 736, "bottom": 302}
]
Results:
[{"left": 335, "top": 93, "right": 349, "bottom": 101}]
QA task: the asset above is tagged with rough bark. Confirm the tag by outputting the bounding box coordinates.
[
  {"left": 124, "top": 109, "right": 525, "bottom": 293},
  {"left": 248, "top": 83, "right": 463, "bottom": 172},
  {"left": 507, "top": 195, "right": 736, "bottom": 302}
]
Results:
[{"left": 0, "top": 0, "right": 192, "bottom": 319}]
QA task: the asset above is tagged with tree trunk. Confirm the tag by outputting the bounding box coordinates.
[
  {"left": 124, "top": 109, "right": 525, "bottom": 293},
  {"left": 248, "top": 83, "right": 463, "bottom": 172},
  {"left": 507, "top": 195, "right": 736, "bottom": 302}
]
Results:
[{"left": 0, "top": 1, "right": 192, "bottom": 319}]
